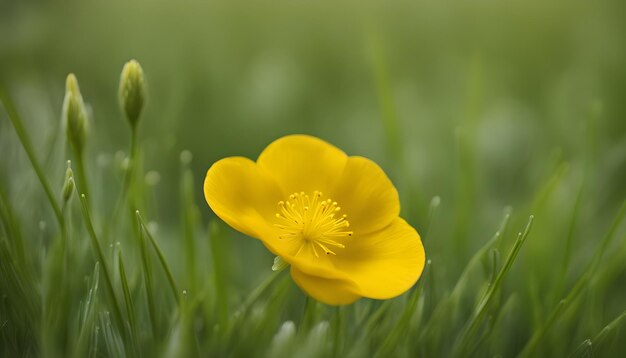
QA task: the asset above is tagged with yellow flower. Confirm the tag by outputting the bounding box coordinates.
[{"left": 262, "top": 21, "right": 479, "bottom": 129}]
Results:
[{"left": 204, "top": 135, "right": 425, "bottom": 305}]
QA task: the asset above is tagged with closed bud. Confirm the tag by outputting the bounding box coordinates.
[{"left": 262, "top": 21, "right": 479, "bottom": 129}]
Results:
[
  {"left": 62, "top": 177, "right": 75, "bottom": 203},
  {"left": 63, "top": 74, "right": 89, "bottom": 153},
  {"left": 118, "top": 59, "right": 146, "bottom": 128},
  {"left": 62, "top": 161, "right": 75, "bottom": 203}
]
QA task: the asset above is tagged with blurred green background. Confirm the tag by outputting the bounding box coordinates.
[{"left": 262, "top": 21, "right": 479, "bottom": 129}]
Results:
[
  {"left": 3, "top": 0, "right": 626, "bottom": 266},
  {"left": 2, "top": 0, "right": 626, "bottom": 356}
]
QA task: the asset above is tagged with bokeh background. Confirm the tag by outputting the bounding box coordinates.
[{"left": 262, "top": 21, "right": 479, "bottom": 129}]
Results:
[{"left": 2, "top": 0, "right": 626, "bottom": 356}]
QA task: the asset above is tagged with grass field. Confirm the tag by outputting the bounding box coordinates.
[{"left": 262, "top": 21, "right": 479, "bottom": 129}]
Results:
[{"left": 1, "top": 0, "right": 626, "bottom": 356}]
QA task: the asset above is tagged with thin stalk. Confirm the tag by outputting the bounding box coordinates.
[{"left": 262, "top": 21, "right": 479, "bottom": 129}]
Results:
[
  {"left": 0, "top": 184, "right": 26, "bottom": 265},
  {"left": 569, "top": 311, "right": 626, "bottom": 357},
  {"left": 424, "top": 196, "right": 441, "bottom": 240},
  {"left": 137, "top": 213, "right": 157, "bottom": 338},
  {"left": 571, "top": 309, "right": 626, "bottom": 356},
  {"left": 223, "top": 268, "right": 287, "bottom": 349},
  {"left": 208, "top": 221, "right": 228, "bottom": 327},
  {"left": 332, "top": 307, "right": 344, "bottom": 358},
  {"left": 117, "top": 248, "right": 138, "bottom": 353},
  {"left": 419, "top": 211, "right": 510, "bottom": 342},
  {"left": 552, "top": 176, "right": 585, "bottom": 304},
  {"left": 73, "top": 150, "right": 92, "bottom": 209},
  {"left": 363, "top": 300, "right": 393, "bottom": 335},
  {"left": 77, "top": 193, "right": 125, "bottom": 343},
  {"left": 375, "top": 262, "right": 428, "bottom": 357},
  {"left": 75, "top": 262, "right": 100, "bottom": 358},
  {"left": 136, "top": 211, "right": 180, "bottom": 305},
  {"left": 180, "top": 155, "right": 198, "bottom": 291},
  {"left": 127, "top": 129, "right": 139, "bottom": 208},
  {"left": 369, "top": 31, "right": 403, "bottom": 172},
  {"left": 105, "top": 127, "right": 139, "bottom": 240},
  {"left": 301, "top": 296, "right": 317, "bottom": 331},
  {"left": 238, "top": 268, "right": 286, "bottom": 316},
  {"left": 0, "top": 88, "right": 64, "bottom": 227},
  {"left": 453, "top": 215, "right": 534, "bottom": 355},
  {"left": 518, "top": 201, "right": 626, "bottom": 357}
]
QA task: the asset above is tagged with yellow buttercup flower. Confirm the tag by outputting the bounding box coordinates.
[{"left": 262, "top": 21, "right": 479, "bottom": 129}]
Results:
[{"left": 204, "top": 135, "right": 425, "bottom": 305}]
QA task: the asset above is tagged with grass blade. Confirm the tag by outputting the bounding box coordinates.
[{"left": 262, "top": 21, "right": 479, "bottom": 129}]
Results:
[
  {"left": 77, "top": 193, "right": 125, "bottom": 345},
  {"left": 0, "top": 88, "right": 64, "bottom": 227},
  {"left": 136, "top": 212, "right": 157, "bottom": 338},
  {"left": 136, "top": 210, "right": 180, "bottom": 305},
  {"left": 453, "top": 215, "right": 534, "bottom": 355},
  {"left": 519, "top": 200, "right": 626, "bottom": 357},
  {"left": 117, "top": 246, "right": 137, "bottom": 351}
]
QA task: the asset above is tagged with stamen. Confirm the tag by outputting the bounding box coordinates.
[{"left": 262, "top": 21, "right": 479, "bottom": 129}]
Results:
[{"left": 274, "top": 191, "right": 353, "bottom": 259}]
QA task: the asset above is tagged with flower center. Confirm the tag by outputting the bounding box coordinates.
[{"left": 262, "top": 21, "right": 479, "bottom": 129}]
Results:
[{"left": 274, "top": 191, "right": 353, "bottom": 257}]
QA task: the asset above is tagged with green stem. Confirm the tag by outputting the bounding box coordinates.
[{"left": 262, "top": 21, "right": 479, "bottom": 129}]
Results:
[
  {"left": 239, "top": 268, "right": 286, "bottom": 317},
  {"left": 424, "top": 196, "right": 441, "bottom": 240},
  {"left": 117, "top": 247, "right": 138, "bottom": 353},
  {"left": 137, "top": 212, "right": 157, "bottom": 338},
  {"left": 518, "top": 201, "right": 626, "bottom": 357},
  {"left": 180, "top": 158, "right": 197, "bottom": 292},
  {"left": 363, "top": 300, "right": 393, "bottom": 334},
  {"left": 552, "top": 176, "right": 584, "bottom": 304},
  {"left": 0, "top": 184, "right": 26, "bottom": 265},
  {"left": 127, "top": 128, "right": 139, "bottom": 209},
  {"left": 375, "top": 262, "right": 428, "bottom": 357},
  {"left": 136, "top": 211, "right": 180, "bottom": 305},
  {"left": 74, "top": 150, "right": 92, "bottom": 209},
  {"left": 0, "top": 87, "right": 64, "bottom": 228},
  {"left": 77, "top": 193, "right": 125, "bottom": 343},
  {"left": 333, "top": 307, "right": 344, "bottom": 358},
  {"left": 301, "top": 296, "right": 317, "bottom": 331},
  {"left": 104, "top": 127, "right": 138, "bottom": 240},
  {"left": 223, "top": 268, "right": 287, "bottom": 349},
  {"left": 208, "top": 221, "right": 228, "bottom": 328},
  {"left": 453, "top": 215, "right": 534, "bottom": 355}
]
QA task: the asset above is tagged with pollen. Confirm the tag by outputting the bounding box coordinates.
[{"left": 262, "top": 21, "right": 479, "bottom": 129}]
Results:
[{"left": 274, "top": 191, "right": 353, "bottom": 258}]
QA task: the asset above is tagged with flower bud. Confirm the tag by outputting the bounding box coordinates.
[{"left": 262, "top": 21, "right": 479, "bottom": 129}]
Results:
[
  {"left": 63, "top": 74, "right": 89, "bottom": 153},
  {"left": 62, "top": 161, "right": 75, "bottom": 203},
  {"left": 118, "top": 59, "right": 146, "bottom": 128}
]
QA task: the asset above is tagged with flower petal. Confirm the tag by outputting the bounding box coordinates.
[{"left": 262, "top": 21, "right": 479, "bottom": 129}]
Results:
[
  {"left": 334, "top": 218, "right": 425, "bottom": 299},
  {"left": 332, "top": 156, "right": 400, "bottom": 235},
  {"left": 290, "top": 267, "right": 361, "bottom": 305},
  {"left": 277, "top": 244, "right": 343, "bottom": 279},
  {"left": 257, "top": 135, "right": 348, "bottom": 196},
  {"left": 204, "top": 157, "right": 283, "bottom": 239}
]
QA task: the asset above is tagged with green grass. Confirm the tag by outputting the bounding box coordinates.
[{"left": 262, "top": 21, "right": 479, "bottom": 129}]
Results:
[
  {"left": 2, "top": 1, "right": 626, "bottom": 356},
  {"left": 2, "top": 66, "right": 626, "bottom": 357}
]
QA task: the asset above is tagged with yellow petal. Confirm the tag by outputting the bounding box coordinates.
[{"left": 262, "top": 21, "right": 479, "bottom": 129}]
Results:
[
  {"left": 290, "top": 267, "right": 361, "bottom": 305},
  {"left": 204, "top": 157, "right": 283, "bottom": 239},
  {"left": 278, "top": 244, "right": 343, "bottom": 279},
  {"left": 257, "top": 135, "right": 348, "bottom": 196},
  {"left": 334, "top": 218, "right": 425, "bottom": 299},
  {"left": 332, "top": 156, "right": 400, "bottom": 235}
]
